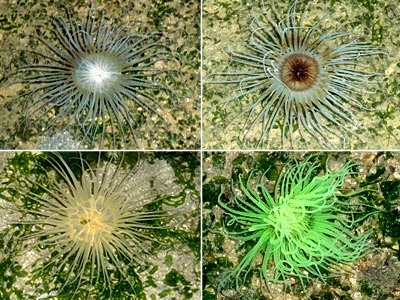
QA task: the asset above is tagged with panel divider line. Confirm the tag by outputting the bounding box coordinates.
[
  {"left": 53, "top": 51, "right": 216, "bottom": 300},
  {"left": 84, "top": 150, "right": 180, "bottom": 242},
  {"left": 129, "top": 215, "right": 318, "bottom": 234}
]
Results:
[{"left": 200, "top": 0, "right": 204, "bottom": 298}]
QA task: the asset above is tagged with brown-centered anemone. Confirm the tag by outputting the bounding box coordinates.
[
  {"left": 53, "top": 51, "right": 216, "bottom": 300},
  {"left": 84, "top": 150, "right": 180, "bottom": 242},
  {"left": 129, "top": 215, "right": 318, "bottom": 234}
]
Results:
[{"left": 209, "top": 0, "right": 383, "bottom": 149}]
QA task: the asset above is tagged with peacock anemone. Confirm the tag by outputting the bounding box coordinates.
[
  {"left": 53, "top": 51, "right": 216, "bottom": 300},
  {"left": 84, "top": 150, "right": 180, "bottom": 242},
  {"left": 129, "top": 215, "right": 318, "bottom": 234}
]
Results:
[
  {"left": 10, "top": 153, "right": 172, "bottom": 298},
  {"left": 209, "top": 0, "right": 383, "bottom": 149},
  {"left": 15, "top": 6, "right": 169, "bottom": 148},
  {"left": 218, "top": 159, "right": 372, "bottom": 289}
]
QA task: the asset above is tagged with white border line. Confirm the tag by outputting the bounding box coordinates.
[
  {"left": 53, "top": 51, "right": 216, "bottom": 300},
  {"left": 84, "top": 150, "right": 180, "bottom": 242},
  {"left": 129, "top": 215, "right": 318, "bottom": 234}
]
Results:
[
  {"left": 200, "top": 0, "right": 204, "bottom": 152},
  {"left": 200, "top": 0, "right": 204, "bottom": 298},
  {"left": 200, "top": 149, "right": 203, "bottom": 300},
  {"left": 0, "top": 149, "right": 199, "bottom": 152},
  {"left": 200, "top": 149, "right": 396, "bottom": 152}
]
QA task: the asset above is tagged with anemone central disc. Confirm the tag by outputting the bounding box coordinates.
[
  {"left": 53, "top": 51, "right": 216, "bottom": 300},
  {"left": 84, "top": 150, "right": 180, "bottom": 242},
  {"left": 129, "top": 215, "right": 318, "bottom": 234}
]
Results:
[
  {"left": 74, "top": 54, "right": 123, "bottom": 94},
  {"left": 79, "top": 210, "right": 107, "bottom": 235},
  {"left": 280, "top": 53, "right": 319, "bottom": 92},
  {"left": 67, "top": 195, "right": 115, "bottom": 244},
  {"left": 269, "top": 204, "right": 304, "bottom": 236}
]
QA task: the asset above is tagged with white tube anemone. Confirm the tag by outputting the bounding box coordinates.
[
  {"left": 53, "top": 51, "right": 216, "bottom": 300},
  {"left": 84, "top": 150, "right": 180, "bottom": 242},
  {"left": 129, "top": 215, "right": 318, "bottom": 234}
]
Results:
[
  {"left": 210, "top": 1, "right": 383, "bottom": 149},
  {"left": 16, "top": 7, "right": 169, "bottom": 148}
]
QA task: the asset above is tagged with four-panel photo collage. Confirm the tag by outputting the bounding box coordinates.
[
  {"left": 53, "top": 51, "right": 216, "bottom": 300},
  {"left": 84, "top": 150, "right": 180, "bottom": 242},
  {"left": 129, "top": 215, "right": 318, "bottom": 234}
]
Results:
[{"left": 0, "top": 0, "right": 399, "bottom": 299}]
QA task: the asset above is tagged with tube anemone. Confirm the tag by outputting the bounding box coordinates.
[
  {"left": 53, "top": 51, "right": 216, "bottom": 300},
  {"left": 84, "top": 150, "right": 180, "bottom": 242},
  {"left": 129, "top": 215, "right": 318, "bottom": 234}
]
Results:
[
  {"left": 218, "top": 159, "right": 371, "bottom": 289},
  {"left": 16, "top": 7, "right": 169, "bottom": 148},
  {"left": 14, "top": 154, "right": 169, "bottom": 298},
  {"left": 210, "top": 1, "right": 383, "bottom": 149}
]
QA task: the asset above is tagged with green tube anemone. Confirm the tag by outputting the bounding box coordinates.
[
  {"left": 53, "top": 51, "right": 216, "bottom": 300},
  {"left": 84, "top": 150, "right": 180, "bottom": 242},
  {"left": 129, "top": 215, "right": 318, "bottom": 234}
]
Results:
[{"left": 218, "top": 159, "right": 372, "bottom": 289}]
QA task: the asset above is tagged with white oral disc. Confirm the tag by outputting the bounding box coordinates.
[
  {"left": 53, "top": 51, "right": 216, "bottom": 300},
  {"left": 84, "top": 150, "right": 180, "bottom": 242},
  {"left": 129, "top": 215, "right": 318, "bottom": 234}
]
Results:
[{"left": 75, "top": 54, "right": 122, "bottom": 94}]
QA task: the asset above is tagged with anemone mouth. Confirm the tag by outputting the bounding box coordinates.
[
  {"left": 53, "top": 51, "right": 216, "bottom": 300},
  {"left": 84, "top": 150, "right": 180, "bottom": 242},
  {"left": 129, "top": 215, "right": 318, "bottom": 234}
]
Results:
[
  {"left": 73, "top": 53, "right": 124, "bottom": 95},
  {"left": 279, "top": 53, "right": 320, "bottom": 92}
]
